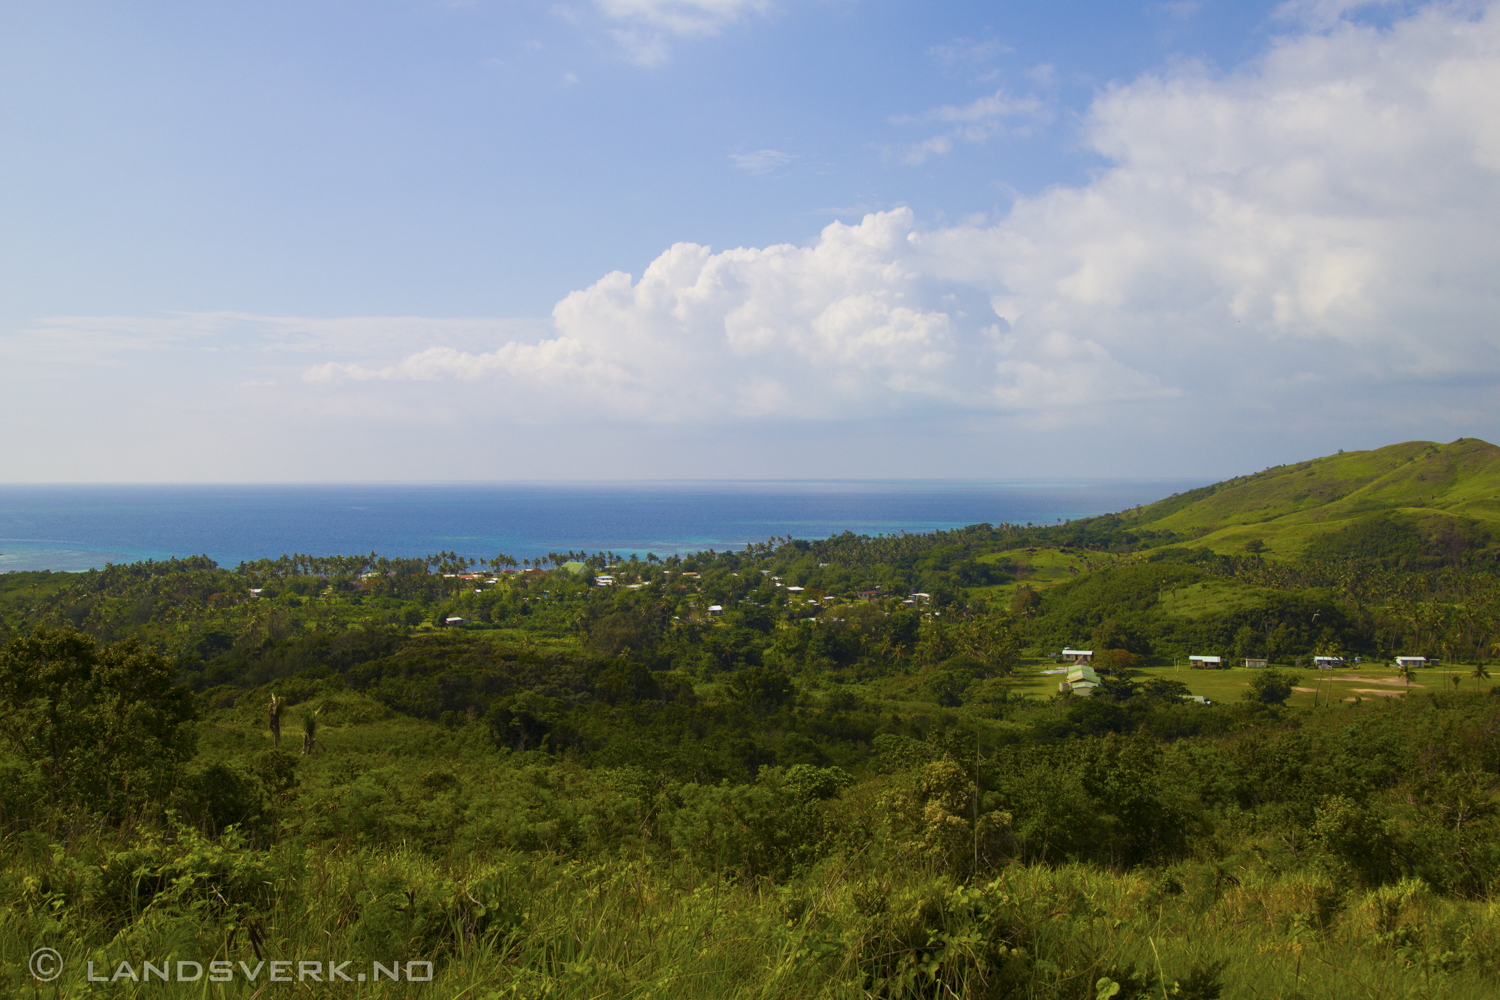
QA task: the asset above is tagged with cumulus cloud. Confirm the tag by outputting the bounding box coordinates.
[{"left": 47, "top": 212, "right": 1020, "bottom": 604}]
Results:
[
  {"left": 310, "top": 212, "right": 983, "bottom": 421},
  {"left": 22, "top": 2, "right": 1500, "bottom": 449},
  {"left": 303, "top": 2, "right": 1500, "bottom": 432},
  {"left": 303, "top": 208, "right": 1173, "bottom": 424},
  {"left": 972, "top": 0, "right": 1500, "bottom": 384},
  {"left": 596, "top": 0, "right": 770, "bottom": 66}
]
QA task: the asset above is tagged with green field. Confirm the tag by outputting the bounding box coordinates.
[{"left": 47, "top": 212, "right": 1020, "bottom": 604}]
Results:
[{"left": 1111, "top": 438, "right": 1500, "bottom": 559}]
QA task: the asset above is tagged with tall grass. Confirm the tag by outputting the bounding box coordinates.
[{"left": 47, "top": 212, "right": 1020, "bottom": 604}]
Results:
[{"left": 5, "top": 828, "right": 1500, "bottom": 999}]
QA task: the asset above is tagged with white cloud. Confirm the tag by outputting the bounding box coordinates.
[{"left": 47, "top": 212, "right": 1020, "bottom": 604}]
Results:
[
  {"left": 15, "top": 2, "right": 1500, "bottom": 466},
  {"left": 301, "top": 208, "right": 1170, "bottom": 424},
  {"left": 968, "top": 0, "right": 1500, "bottom": 386},
  {"left": 729, "top": 148, "right": 795, "bottom": 174},
  {"left": 894, "top": 88, "right": 1051, "bottom": 163},
  {"left": 310, "top": 2, "right": 1500, "bottom": 429},
  {"left": 595, "top": 0, "right": 769, "bottom": 66},
  {"left": 927, "top": 37, "right": 1012, "bottom": 67}
]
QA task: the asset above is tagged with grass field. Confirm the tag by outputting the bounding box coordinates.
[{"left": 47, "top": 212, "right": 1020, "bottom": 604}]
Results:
[
  {"left": 1111, "top": 438, "right": 1500, "bottom": 558},
  {"left": 1000, "top": 660, "right": 1496, "bottom": 711},
  {"left": 972, "top": 548, "right": 1125, "bottom": 602}
]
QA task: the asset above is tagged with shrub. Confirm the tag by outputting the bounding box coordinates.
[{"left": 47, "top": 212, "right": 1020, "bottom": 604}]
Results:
[
  {"left": 1244, "top": 668, "right": 1300, "bottom": 705},
  {"left": 0, "top": 628, "right": 197, "bottom": 815}
]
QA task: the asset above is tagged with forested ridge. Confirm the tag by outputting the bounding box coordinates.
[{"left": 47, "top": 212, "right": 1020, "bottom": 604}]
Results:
[{"left": 4, "top": 440, "right": 1500, "bottom": 998}]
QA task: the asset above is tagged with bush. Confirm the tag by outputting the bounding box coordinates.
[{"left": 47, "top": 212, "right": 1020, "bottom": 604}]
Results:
[
  {"left": 0, "top": 629, "right": 197, "bottom": 815},
  {"left": 1244, "top": 668, "right": 1300, "bottom": 706}
]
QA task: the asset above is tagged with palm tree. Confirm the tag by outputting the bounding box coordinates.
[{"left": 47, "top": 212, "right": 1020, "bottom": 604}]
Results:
[
  {"left": 1472, "top": 663, "right": 1492, "bottom": 690},
  {"left": 1397, "top": 661, "right": 1419, "bottom": 690},
  {"left": 301, "top": 707, "right": 321, "bottom": 755},
  {"left": 268, "top": 693, "right": 283, "bottom": 748}
]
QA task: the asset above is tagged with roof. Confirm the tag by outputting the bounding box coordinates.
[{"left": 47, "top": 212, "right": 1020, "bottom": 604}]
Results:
[
  {"left": 1189, "top": 655, "right": 1222, "bottom": 662},
  {"left": 1062, "top": 648, "right": 1093, "bottom": 655}
]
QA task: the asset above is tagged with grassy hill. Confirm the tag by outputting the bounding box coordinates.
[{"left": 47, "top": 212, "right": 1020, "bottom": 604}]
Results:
[{"left": 1113, "top": 437, "right": 1500, "bottom": 559}]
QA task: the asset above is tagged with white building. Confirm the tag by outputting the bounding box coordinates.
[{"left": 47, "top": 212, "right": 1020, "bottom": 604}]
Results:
[
  {"left": 1061, "top": 648, "right": 1093, "bottom": 664},
  {"left": 1188, "top": 655, "right": 1223, "bottom": 669}
]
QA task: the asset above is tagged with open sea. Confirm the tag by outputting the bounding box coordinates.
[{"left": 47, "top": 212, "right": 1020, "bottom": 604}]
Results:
[{"left": 0, "top": 480, "right": 1206, "bottom": 573}]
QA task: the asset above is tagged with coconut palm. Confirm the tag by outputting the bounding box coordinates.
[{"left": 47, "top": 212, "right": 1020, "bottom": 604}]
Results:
[
  {"left": 301, "top": 707, "right": 321, "bottom": 755},
  {"left": 1397, "top": 661, "right": 1419, "bottom": 690},
  {"left": 1473, "top": 662, "right": 1492, "bottom": 689},
  {"left": 268, "top": 693, "right": 283, "bottom": 748}
]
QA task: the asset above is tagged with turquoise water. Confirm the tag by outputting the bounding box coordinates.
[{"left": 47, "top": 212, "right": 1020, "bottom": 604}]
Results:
[{"left": 0, "top": 480, "right": 1204, "bottom": 572}]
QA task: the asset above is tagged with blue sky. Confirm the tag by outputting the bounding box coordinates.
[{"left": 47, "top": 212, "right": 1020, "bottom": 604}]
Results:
[{"left": 4, "top": 0, "right": 1498, "bottom": 481}]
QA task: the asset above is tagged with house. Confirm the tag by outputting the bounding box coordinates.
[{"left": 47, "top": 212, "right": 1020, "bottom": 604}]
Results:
[
  {"left": 786, "top": 586, "right": 805, "bottom": 593},
  {"left": 707, "top": 605, "right": 723, "bottom": 616},
  {"left": 1313, "top": 655, "right": 1345, "bottom": 669},
  {"left": 1394, "top": 656, "right": 1427, "bottom": 668},
  {"left": 1180, "top": 695, "right": 1212, "bottom": 706},
  {"left": 445, "top": 616, "right": 469, "bottom": 626},
  {"left": 1188, "top": 655, "right": 1223, "bottom": 669},
  {"left": 1060, "top": 664, "right": 1100, "bottom": 694},
  {"left": 1243, "top": 658, "right": 1269, "bottom": 669},
  {"left": 1061, "top": 648, "right": 1093, "bottom": 664}
]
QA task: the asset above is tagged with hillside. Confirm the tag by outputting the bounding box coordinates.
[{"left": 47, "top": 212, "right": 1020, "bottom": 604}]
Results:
[
  {"left": 1110, "top": 437, "right": 1500, "bottom": 559},
  {"left": 6, "top": 442, "right": 1500, "bottom": 998}
]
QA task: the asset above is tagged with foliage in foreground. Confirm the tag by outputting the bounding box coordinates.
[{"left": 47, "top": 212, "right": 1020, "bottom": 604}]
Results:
[{"left": 3, "top": 626, "right": 1500, "bottom": 997}]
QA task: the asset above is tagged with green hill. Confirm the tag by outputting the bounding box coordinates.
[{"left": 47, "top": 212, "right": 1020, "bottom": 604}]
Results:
[{"left": 1114, "top": 438, "right": 1500, "bottom": 560}]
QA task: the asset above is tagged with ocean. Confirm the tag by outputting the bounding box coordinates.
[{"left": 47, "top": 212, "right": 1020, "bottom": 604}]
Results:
[{"left": 0, "top": 480, "right": 1206, "bottom": 573}]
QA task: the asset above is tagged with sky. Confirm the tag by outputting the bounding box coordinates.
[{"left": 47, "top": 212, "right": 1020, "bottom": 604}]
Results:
[{"left": 3, "top": 0, "right": 1498, "bottom": 482}]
